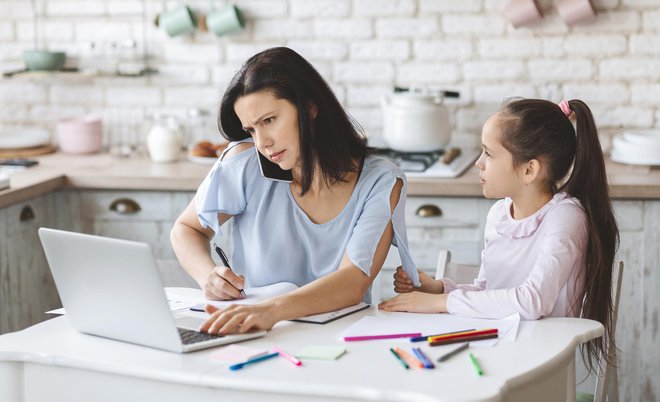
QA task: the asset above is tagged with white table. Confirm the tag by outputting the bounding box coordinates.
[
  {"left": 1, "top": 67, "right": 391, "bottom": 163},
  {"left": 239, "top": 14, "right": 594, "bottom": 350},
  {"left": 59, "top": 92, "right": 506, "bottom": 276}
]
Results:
[{"left": 0, "top": 307, "right": 602, "bottom": 402}]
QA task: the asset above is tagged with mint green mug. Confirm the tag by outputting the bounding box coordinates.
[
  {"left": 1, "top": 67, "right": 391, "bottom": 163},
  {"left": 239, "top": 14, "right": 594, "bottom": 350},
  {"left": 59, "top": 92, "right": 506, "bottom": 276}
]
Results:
[
  {"left": 159, "top": 4, "right": 197, "bottom": 37},
  {"left": 206, "top": 4, "right": 245, "bottom": 37}
]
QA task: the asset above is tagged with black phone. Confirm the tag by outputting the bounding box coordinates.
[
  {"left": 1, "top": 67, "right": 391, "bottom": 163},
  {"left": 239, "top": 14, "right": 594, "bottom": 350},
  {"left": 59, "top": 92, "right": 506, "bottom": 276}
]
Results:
[
  {"left": 0, "top": 158, "right": 39, "bottom": 167},
  {"left": 256, "top": 148, "right": 293, "bottom": 182}
]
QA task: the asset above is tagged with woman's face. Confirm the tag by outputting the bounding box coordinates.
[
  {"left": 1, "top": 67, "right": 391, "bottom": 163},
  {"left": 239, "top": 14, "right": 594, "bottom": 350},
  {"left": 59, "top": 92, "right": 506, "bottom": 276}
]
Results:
[
  {"left": 474, "top": 113, "right": 525, "bottom": 199},
  {"left": 234, "top": 91, "right": 301, "bottom": 171}
]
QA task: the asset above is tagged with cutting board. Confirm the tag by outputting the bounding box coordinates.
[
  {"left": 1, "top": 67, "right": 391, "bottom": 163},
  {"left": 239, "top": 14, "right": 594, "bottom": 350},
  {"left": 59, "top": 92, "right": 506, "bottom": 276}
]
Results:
[{"left": 0, "top": 144, "right": 56, "bottom": 158}]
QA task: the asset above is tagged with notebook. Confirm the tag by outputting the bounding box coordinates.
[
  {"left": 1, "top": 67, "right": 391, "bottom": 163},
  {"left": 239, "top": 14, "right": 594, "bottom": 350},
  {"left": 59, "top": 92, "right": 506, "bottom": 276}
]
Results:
[{"left": 38, "top": 228, "right": 266, "bottom": 353}]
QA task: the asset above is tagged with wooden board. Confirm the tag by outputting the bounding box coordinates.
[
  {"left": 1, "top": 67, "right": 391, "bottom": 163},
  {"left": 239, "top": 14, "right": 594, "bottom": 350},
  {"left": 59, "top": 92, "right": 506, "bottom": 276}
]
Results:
[{"left": 0, "top": 145, "right": 56, "bottom": 158}]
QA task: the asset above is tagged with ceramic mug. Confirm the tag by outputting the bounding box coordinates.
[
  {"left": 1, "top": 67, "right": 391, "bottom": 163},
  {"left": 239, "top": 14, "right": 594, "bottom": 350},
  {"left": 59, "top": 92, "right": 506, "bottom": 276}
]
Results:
[
  {"left": 502, "top": 0, "right": 543, "bottom": 28},
  {"left": 206, "top": 3, "right": 245, "bottom": 37},
  {"left": 557, "top": 0, "right": 596, "bottom": 25},
  {"left": 159, "top": 4, "right": 197, "bottom": 37}
]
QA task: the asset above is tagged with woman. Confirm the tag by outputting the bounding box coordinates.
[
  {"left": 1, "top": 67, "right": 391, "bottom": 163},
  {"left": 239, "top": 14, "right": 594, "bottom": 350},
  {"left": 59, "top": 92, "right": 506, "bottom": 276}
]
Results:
[{"left": 171, "top": 47, "right": 418, "bottom": 335}]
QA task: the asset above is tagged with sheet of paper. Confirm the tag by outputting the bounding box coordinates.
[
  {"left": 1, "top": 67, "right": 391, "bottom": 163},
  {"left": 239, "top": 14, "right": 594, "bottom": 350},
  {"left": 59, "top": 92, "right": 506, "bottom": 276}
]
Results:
[
  {"left": 209, "top": 344, "right": 269, "bottom": 363},
  {"left": 295, "top": 346, "right": 346, "bottom": 360},
  {"left": 338, "top": 313, "right": 520, "bottom": 346},
  {"left": 292, "top": 302, "right": 370, "bottom": 324},
  {"left": 182, "top": 282, "right": 299, "bottom": 311}
]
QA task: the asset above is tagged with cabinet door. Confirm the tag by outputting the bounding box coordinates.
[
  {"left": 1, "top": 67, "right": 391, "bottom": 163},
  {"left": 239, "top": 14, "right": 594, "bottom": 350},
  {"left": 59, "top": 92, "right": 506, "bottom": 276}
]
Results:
[
  {"left": 72, "top": 190, "right": 233, "bottom": 261},
  {"left": 0, "top": 196, "right": 60, "bottom": 334}
]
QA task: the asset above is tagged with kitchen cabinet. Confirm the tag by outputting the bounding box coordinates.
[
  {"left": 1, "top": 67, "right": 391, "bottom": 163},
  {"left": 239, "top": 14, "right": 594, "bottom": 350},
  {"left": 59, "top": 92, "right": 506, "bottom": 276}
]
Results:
[
  {"left": 0, "top": 194, "right": 60, "bottom": 334},
  {"left": 56, "top": 189, "right": 230, "bottom": 286}
]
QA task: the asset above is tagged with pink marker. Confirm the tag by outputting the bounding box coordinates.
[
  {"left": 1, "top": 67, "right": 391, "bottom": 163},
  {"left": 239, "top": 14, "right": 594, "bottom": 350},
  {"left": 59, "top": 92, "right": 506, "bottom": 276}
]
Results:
[
  {"left": 272, "top": 346, "right": 302, "bottom": 367},
  {"left": 344, "top": 332, "right": 422, "bottom": 342}
]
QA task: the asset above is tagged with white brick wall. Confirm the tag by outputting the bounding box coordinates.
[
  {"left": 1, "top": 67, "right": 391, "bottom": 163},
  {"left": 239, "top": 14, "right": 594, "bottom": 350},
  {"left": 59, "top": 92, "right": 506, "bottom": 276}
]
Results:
[{"left": 0, "top": 0, "right": 659, "bottom": 145}]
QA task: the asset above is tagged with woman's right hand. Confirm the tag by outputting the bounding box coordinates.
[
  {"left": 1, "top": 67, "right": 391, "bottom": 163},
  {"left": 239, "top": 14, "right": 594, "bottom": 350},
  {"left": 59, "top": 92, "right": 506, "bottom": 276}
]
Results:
[
  {"left": 393, "top": 266, "right": 444, "bottom": 294},
  {"left": 203, "top": 266, "right": 246, "bottom": 300}
]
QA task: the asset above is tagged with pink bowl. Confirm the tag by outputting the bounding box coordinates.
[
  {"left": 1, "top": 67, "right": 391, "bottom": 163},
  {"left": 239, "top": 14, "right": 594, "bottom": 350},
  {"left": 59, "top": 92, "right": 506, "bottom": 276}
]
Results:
[{"left": 56, "top": 115, "right": 103, "bottom": 154}]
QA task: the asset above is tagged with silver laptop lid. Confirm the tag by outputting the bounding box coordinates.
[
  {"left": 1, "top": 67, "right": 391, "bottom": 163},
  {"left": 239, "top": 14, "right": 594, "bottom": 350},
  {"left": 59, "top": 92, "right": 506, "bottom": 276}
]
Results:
[{"left": 39, "top": 228, "right": 186, "bottom": 352}]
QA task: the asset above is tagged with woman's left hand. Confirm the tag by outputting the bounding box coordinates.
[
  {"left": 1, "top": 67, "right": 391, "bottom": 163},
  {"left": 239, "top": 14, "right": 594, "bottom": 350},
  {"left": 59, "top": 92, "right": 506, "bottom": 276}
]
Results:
[
  {"left": 378, "top": 292, "right": 449, "bottom": 314},
  {"left": 198, "top": 303, "right": 279, "bottom": 335}
]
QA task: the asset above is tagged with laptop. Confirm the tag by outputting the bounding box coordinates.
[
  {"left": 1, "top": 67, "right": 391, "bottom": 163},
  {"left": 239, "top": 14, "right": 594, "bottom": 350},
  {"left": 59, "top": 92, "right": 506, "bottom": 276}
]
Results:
[{"left": 38, "top": 228, "right": 266, "bottom": 353}]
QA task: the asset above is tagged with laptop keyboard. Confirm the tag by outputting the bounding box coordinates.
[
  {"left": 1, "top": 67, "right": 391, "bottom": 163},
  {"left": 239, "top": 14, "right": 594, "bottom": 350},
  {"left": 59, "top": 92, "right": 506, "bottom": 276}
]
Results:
[{"left": 177, "top": 327, "right": 225, "bottom": 345}]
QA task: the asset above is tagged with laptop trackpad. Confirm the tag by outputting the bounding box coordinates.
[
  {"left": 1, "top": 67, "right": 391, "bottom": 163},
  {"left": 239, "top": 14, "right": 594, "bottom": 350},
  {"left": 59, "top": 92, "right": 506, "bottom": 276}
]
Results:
[{"left": 174, "top": 315, "right": 206, "bottom": 331}]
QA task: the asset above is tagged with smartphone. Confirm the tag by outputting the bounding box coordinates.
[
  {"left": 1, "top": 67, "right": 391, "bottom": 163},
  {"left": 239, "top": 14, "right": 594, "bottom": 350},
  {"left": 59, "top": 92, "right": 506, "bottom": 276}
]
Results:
[
  {"left": 0, "top": 158, "right": 39, "bottom": 167},
  {"left": 256, "top": 148, "right": 293, "bottom": 182}
]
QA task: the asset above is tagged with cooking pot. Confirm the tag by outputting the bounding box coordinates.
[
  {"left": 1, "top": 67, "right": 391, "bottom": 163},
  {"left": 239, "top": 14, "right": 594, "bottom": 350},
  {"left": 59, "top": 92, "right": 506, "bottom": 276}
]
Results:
[{"left": 380, "top": 87, "right": 459, "bottom": 153}]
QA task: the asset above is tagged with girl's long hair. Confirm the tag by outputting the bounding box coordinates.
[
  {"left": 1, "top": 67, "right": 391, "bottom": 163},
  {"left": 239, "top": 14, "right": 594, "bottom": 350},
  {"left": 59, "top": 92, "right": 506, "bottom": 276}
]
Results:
[
  {"left": 498, "top": 98, "right": 619, "bottom": 372},
  {"left": 219, "top": 47, "right": 367, "bottom": 195}
]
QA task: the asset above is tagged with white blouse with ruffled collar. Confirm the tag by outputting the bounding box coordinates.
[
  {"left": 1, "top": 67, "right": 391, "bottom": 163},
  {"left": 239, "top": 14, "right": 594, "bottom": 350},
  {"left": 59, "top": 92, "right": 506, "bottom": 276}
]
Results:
[{"left": 442, "top": 192, "right": 588, "bottom": 320}]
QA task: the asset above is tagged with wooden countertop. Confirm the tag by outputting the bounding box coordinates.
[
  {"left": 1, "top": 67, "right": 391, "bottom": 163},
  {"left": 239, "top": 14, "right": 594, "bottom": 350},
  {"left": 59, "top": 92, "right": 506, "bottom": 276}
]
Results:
[{"left": 1, "top": 152, "right": 659, "bottom": 209}]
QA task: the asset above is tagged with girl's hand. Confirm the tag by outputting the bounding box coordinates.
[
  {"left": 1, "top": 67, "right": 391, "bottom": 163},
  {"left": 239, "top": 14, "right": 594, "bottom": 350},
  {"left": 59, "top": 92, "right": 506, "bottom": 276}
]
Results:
[
  {"left": 378, "top": 292, "right": 448, "bottom": 314},
  {"left": 199, "top": 303, "right": 278, "bottom": 335},
  {"left": 393, "top": 267, "right": 444, "bottom": 294}
]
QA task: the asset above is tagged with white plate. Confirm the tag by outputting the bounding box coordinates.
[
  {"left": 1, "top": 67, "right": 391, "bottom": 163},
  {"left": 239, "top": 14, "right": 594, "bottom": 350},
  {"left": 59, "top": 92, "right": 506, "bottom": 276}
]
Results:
[
  {"left": 623, "top": 130, "right": 660, "bottom": 147},
  {"left": 612, "top": 136, "right": 660, "bottom": 160},
  {"left": 611, "top": 150, "right": 660, "bottom": 166},
  {"left": 188, "top": 155, "right": 218, "bottom": 164},
  {"left": 0, "top": 127, "right": 50, "bottom": 149}
]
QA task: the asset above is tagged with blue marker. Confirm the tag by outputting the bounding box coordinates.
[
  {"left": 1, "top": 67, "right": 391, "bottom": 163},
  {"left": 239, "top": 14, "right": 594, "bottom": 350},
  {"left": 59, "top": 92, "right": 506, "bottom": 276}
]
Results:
[
  {"left": 229, "top": 351, "right": 279, "bottom": 371},
  {"left": 412, "top": 347, "right": 435, "bottom": 369}
]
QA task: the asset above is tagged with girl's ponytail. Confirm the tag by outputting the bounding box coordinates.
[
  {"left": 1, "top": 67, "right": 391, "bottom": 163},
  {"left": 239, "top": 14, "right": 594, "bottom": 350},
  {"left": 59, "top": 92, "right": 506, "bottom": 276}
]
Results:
[{"left": 561, "top": 100, "right": 619, "bottom": 372}]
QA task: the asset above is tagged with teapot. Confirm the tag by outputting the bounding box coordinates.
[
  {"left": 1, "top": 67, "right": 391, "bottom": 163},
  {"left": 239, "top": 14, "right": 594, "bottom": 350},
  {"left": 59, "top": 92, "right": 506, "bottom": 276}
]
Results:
[
  {"left": 146, "top": 114, "right": 183, "bottom": 163},
  {"left": 380, "top": 87, "right": 459, "bottom": 153}
]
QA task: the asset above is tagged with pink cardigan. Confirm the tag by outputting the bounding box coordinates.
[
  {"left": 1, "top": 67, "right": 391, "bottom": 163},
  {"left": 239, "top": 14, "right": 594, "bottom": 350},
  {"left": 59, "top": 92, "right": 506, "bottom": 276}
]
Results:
[{"left": 443, "top": 192, "right": 587, "bottom": 320}]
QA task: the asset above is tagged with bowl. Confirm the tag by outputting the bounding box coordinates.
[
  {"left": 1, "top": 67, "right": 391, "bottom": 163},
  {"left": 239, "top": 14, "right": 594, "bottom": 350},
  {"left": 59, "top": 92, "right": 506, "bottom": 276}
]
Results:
[
  {"left": 56, "top": 115, "right": 103, "bottom": 154},
  {"left": 23, "top": 50, "right": 66, "bottom": 71}
]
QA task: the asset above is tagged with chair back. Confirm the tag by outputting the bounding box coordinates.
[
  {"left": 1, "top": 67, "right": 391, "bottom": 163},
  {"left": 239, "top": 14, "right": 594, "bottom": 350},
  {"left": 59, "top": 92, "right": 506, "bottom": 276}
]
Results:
[
  {"left": 593, "top": 260, "right": 624, "bottom": 402},
  {"left": 434, "top": 250, "right": 480, "bottom": 284}
]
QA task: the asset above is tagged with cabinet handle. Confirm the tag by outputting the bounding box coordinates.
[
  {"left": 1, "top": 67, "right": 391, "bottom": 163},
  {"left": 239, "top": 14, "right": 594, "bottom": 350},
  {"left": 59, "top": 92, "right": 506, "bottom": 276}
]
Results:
[
  {"left": 416, "top": 204, "right": 442, "bottom": 218},
  {"left": 19, "top": 205, "right": 35, "bottom": 222},
  {"left": 109, "top": 198, "right": 141, "bottom": 215}
]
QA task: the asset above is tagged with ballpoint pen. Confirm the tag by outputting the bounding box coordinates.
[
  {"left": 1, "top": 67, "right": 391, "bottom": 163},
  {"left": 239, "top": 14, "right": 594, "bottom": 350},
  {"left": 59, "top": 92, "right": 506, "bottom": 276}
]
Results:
[
  {"left": 229, "top": 351, "right": 279, "bottom": 371},
  {"left": 213, "top": 242, "right": 246, "bottom": 298}
]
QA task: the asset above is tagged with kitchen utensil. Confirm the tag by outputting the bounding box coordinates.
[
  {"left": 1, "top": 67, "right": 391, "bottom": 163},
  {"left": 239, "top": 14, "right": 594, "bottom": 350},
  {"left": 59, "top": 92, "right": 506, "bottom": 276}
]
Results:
[
  {"left": 23, "top": 50, "right": 65, "bottom": 71},
  {"left": 147, "top": 114, "right": 183, "bottom": 162},
  {"left": 0, "top": 127, "right": 50, "bottom": 149},
  {"left": 56, "top": 115, "right": 103, "bottom": 154},
  {"left": 502, "top": 0, "right": 543, "bottom": 28},
  {"left": 557, "top": 0, "right": 596, "bottom": 25},
  {"left": 0, "top": 145, "right": 56, "bottom": 158},
  {"left": 158, "top": 4, "right": 197, "bottom": 37},
  {"left": 611, "top": 133, "right": 660, "bottom": 166},
  {"left": 380, "top": 87, "right": 459, "bottom": 153},
  {"left": 206, "top": 3, "right": 245, "bottom": 37}
]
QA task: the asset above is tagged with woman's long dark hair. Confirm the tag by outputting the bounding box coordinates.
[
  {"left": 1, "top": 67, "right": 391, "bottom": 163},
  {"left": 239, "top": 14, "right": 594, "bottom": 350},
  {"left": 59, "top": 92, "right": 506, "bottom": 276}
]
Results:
[
  {"left": 219, "top": 47, "right": 368, "bottom": 195},
  {"left": 498, "top": 98, "right": 619, "bottom": 372}
]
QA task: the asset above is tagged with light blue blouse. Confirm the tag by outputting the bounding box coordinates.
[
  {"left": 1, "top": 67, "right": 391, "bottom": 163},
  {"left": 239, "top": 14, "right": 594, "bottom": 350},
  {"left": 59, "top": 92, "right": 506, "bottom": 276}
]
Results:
[{"left": 195, "top": 140, "right": 420, "bottom": 303}]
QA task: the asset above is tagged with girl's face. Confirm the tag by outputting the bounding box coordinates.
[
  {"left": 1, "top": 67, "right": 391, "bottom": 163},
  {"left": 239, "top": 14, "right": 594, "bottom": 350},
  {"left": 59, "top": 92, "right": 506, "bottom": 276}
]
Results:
[
  {"left": 234, "top": 91, "right": 301, "bottom": 171},
  {"left": 474, "top": 113, "right": 525, "bottom": 199}
]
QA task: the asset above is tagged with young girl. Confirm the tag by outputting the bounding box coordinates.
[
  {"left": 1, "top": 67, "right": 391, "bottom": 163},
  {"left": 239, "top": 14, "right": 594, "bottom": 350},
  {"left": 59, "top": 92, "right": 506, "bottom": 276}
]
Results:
[{"left": 379, "top": 98, "right": 619, "bottom": 369}]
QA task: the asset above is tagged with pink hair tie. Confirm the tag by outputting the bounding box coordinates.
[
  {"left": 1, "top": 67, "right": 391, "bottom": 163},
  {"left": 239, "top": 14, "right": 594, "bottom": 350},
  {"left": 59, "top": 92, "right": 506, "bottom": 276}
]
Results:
[{"left": 558, "top": 100, "right": 572, "bottom": 117}]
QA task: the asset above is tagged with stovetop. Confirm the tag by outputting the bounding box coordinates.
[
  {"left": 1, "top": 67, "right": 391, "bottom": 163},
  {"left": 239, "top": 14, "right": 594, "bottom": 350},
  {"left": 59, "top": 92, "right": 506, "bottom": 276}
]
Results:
[{"left": 371, "top": 147, "right": 481, "bottom": 178}]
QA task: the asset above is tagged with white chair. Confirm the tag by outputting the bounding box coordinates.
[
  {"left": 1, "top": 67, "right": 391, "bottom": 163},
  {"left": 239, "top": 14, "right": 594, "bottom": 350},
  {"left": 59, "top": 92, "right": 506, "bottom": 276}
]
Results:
[
  {"left": 434, "top": 250, "right": 624, "bottom": 402},
  {"left": 577, "top": 260, "right": 624, "bottom": 402},
  {"left": 434, "top": 250, "right": 480, "bottom": 284}
]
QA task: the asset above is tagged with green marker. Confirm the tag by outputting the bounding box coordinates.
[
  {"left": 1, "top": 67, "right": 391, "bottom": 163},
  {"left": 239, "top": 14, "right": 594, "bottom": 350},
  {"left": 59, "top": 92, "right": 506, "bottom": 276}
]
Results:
[
  {"left": 469, "top": 352, "right": 484, "bottom": 376},
  {"left": 389, "top": 347, "right": 409, "bottom": 369}
]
